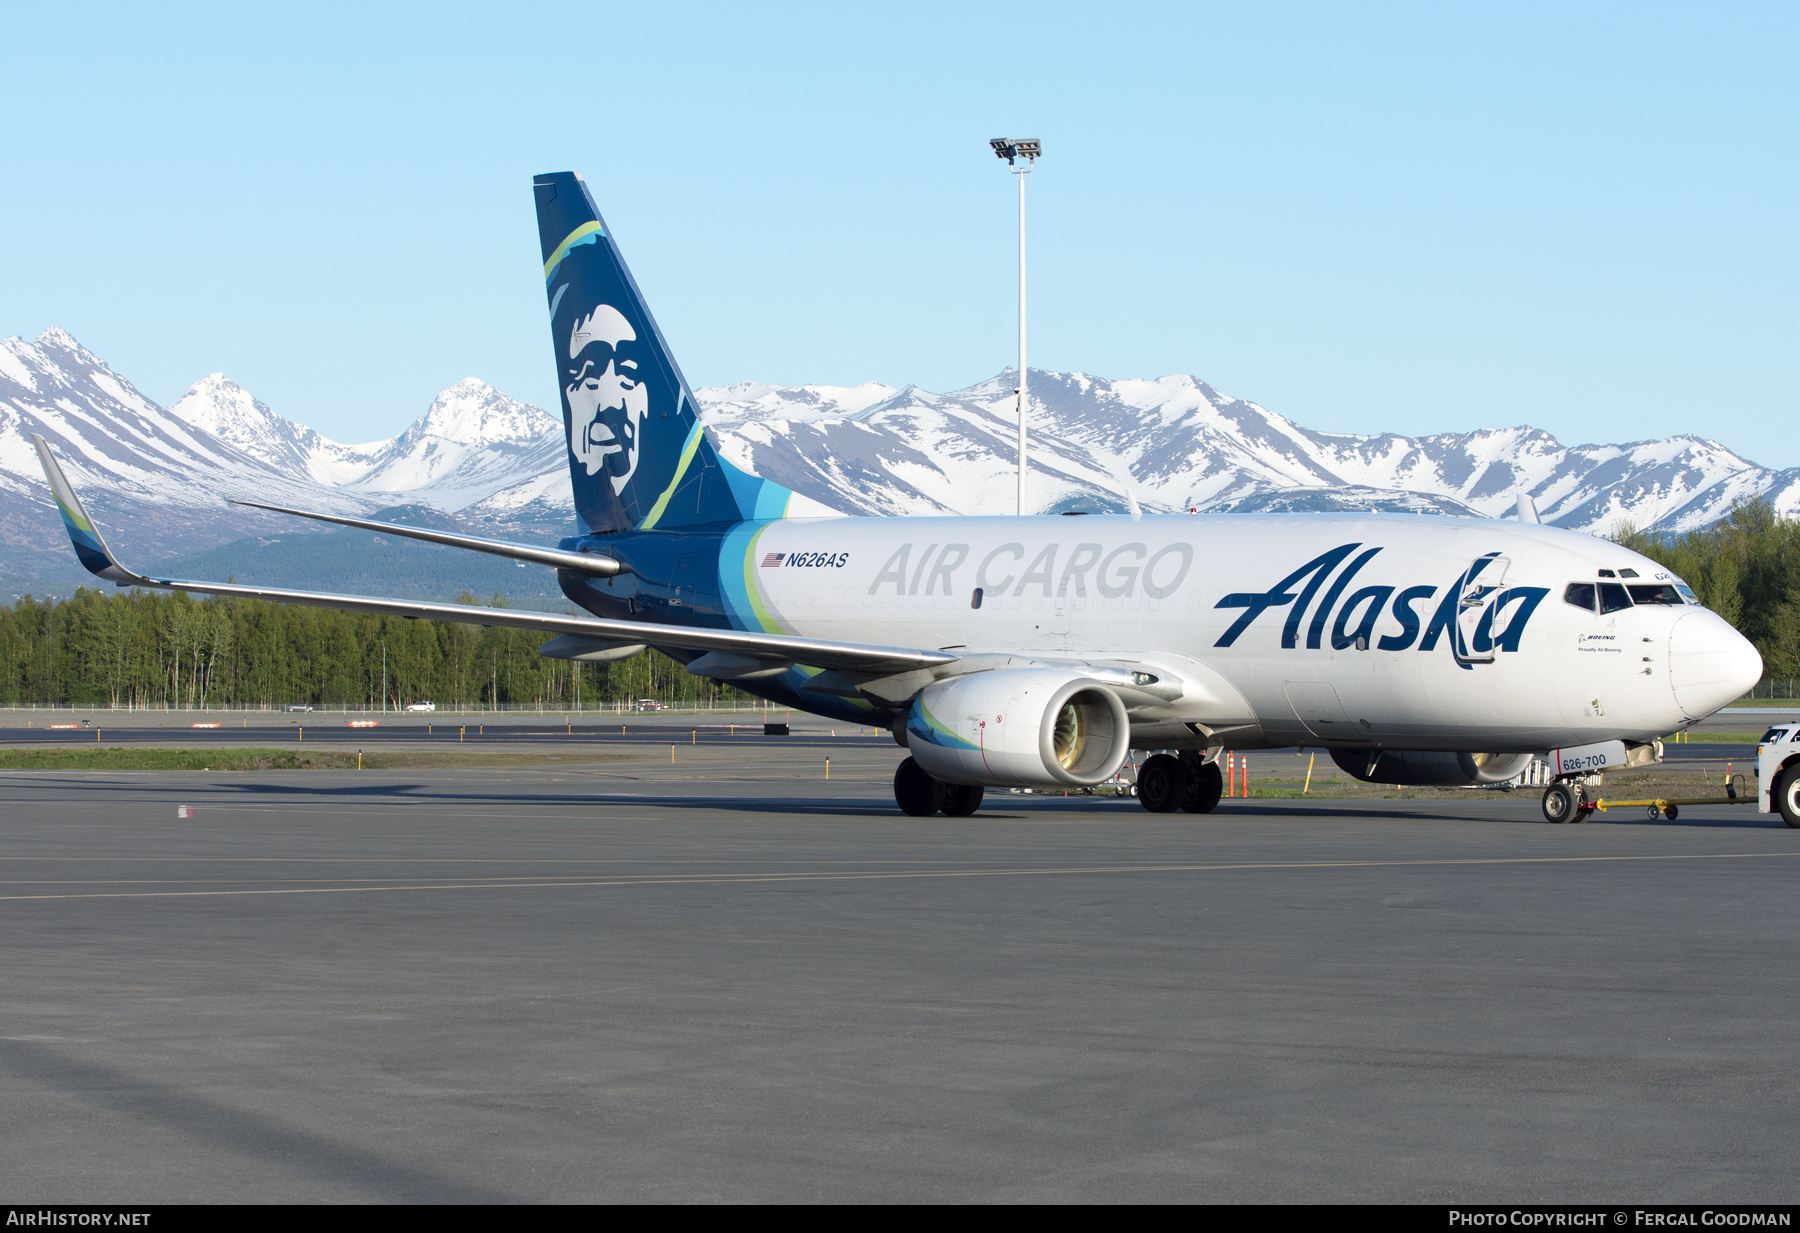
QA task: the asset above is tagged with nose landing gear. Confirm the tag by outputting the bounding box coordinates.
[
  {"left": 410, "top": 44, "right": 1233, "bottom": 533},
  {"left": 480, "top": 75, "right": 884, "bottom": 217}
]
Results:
[{"left": 1540, "top": 781, "right": 1594, "bottom": 823}]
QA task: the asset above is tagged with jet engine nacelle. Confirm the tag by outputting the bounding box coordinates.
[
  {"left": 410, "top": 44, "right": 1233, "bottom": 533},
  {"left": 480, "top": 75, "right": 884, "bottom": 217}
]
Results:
[
  {"left": 903, "top": 669, "right": 1131, "bottom": 789},
  {"left": 1330, "top": 748, "right": 1536, "bottom": 787}
]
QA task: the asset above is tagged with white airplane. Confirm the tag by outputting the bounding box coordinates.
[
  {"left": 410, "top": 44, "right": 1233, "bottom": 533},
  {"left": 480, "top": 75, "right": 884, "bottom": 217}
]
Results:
[{"left": 33, "top": 171, "right": 1765, "bottom": 822}]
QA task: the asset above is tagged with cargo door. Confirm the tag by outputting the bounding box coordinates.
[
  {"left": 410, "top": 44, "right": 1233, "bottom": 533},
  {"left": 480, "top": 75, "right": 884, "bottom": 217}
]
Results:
[{"left": 1285, "top": 681, "right": 1354, "bottom": 740}]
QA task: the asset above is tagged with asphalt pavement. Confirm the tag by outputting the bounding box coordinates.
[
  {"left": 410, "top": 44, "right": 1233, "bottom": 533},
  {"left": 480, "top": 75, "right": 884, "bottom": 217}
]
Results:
[{"left": 1, "top": 758, "right": 1796, "bottom": 1202}]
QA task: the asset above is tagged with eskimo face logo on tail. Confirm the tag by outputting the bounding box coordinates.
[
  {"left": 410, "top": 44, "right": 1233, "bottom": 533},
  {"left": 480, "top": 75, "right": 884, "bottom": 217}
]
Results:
[{"left": 566, "top": 303, "right": 648, "bottom": 493}]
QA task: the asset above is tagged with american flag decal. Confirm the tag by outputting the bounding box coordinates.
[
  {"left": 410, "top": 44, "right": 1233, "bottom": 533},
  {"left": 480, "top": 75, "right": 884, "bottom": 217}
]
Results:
[{"left": 760, "top": 553, "right": 785, "bottom": 568}]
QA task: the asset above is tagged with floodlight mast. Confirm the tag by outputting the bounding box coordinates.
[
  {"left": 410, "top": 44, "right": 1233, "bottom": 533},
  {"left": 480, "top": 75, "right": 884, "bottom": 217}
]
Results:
[{"left": 991, "top": 138, "right": 1040, "bottom": 515}]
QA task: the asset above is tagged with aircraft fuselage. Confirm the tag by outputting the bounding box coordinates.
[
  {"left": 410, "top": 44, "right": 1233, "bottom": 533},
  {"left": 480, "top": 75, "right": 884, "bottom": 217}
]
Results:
[{"left": 559, "top": 511, "right": 1755, "bottom": 753}]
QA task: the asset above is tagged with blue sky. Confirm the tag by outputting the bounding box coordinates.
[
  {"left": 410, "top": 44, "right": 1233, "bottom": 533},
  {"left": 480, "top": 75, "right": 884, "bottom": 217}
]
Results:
[{"left": 2, "top": 2, "right": 1795, "bottom": 462}]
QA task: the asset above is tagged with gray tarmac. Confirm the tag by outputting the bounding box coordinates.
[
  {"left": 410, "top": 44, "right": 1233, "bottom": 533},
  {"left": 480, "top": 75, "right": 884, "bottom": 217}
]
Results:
[{"left": 2, "top": 752, "right": 1798, "bottom": 1203}]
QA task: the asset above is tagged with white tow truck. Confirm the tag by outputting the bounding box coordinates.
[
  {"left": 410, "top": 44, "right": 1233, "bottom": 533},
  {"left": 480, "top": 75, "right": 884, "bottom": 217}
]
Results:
[{"left": 1756, "top": 723, "right": 1800, "bottom": 827}]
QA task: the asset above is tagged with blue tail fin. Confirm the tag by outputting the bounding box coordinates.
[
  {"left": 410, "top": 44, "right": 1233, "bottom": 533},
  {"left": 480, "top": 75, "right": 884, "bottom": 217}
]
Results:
[{"left": 533, "top": 172, "right": 826, "bottom": 534}]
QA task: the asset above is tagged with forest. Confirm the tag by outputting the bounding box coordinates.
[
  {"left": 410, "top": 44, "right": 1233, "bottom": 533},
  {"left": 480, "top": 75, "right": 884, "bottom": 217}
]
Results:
[
  {"left": 0, "top": 588, "right": 748, "bottom": 710},
  {"left": 1613, "top": 496, "right": 1800, "bottom": 681},
  {"left": 2, "top": 499, "right": 1794, "bottom": 709}
]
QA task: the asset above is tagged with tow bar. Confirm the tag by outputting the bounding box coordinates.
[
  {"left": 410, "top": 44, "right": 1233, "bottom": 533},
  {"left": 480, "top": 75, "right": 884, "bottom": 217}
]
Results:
[{"left": 1591, "top": 775, "right": 1752, "bottom": 822}]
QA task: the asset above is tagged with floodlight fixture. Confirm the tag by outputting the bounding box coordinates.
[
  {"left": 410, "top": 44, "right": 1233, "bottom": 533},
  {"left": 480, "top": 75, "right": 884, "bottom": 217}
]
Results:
[{"left": 989, "top": 138, "right": 1042, "bottom": 167}]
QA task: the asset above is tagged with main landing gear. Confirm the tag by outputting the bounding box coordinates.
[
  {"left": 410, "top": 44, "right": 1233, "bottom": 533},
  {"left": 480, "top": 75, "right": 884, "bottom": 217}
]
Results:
[
  {"left": 1138, "top": 751, "right": 1223, "bottom": 814},
  {"left": 892, "top": 749, "right": 1227, "bottom": 818},
  {"left": 894, "top": 757, "right": 986, "bottom": 817},
  {"left": 1540, "top": 780, "right": 1596, "bottom": 824}
]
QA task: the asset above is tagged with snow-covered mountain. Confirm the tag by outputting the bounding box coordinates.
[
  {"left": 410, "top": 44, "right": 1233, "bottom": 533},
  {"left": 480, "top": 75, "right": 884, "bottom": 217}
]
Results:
[
  {"left": 345, "top": 378, "right": 563, "bottom": 506},
  {"left": 0, "top": 330, "right": 563, "bottom": 585},
  {"left": 695, "top": 369, "right": 1800, "bottom": 531},
  {"left": 4, "top": 325, "right": 1797, "bottom": 592},
  {"left": 167, "top": 374, "right": 387, "bottom": 485},
  {"left": 162, "top": 372, "right": 561, "bottom": 503}
]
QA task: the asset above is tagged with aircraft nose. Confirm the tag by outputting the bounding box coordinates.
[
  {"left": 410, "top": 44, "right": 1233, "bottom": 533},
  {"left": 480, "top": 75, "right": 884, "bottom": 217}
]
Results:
[{"left": 1668, "top": 610, "right": 1763, "bottom": 719}]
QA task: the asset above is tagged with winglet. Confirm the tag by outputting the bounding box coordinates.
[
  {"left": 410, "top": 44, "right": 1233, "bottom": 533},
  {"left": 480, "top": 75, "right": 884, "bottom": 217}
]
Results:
[
  {"left": 1515, "top": 489, "right": 1541, "bottom": 524},
  {"left": 31, "top": 434, "right": 148, "bottom": 585}
]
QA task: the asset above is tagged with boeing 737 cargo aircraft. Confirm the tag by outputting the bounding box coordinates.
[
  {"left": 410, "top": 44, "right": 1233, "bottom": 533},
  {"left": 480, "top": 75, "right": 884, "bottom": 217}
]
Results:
[{"left": 34, "top": 171, "right": 1766, "bottom": 822}]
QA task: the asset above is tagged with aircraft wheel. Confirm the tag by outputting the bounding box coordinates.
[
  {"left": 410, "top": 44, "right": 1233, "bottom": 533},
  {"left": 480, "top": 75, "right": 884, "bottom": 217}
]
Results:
[
  {"left": 1541, "top": 783, "right": 1577, "bottom": 824},
  {"left": 1774, "top": 765, "right": 1800, "bottom": 828},
  {"left": 894, "top": 757, "right": 946, "bottom": 817},
  {"left": 940, "top": 783, "right": 985, "bottom": 817},
  {"left": 1138, "top": 754, "right": 1187, "bottom": 813},
  {"left": 1182, "top": 759, "right": 1223, "bottom": 814}
]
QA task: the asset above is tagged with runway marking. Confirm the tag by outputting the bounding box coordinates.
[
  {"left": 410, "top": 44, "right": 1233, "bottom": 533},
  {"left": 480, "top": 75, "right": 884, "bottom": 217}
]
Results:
[{"left": 0, "top": 850, "right": 1792, "bottom": 901}]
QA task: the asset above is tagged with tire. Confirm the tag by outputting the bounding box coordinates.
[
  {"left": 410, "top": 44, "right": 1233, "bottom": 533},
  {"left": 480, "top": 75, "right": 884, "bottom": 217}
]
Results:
[
  {"left": 1182, "top": 759, "right": 1223, "bottom": 814},
  {"left": 1774, "top": 765, "right": 1800, "bottom": 828},
  {"left": 894, "top": 757, "right": 946, "bottom": 817},
  {"left": 1138, "top": 754, "right": 1187, "bottom": 813},
  {"left": 940, "top": 783, "right": 985, "bottom": 817},
  {"left": 1541, "top": 783, "right": 1576, "bottom": 824},
  {"left": 1663, "top": 804, "right": 1679, "bottom": 821}
]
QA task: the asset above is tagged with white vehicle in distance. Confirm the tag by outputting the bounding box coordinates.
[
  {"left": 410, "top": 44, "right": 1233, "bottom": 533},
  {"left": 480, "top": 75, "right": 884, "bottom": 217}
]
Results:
[
  {"left": 405, "top": 702, "right": 436, "bottom": 713},
  {"left": 1756, "top": 723, "right": 1800, "bottom": 827},
  {"left": 635, "top": 699, "right": 664, "bottom": 712}
]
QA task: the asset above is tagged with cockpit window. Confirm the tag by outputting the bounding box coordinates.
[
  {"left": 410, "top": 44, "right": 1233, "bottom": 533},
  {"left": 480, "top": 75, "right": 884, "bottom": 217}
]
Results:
[
  {"left": 1674, "top": 583, "right": 1700, "bottom": 605},
  {"left": 1598, "top": 583, "right": 1633, "bottom": 614},
  {"left": 1563, "top": 582, "right": 1597, "bottom": 612},
  {"left": 1627, "top": 584, "right": 1684, "bottom": 605}
]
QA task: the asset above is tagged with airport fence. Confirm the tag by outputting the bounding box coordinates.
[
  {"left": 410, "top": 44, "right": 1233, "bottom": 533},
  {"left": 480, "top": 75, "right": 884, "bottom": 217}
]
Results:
[{"left": 1741, "top": 678, "right": 1800, "bottom": 701}]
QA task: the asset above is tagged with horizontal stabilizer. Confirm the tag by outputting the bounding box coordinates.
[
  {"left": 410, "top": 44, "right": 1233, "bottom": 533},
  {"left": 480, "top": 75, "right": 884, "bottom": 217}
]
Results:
[{"left": 231, "top": 500, "right": 620, "bottom": 576}]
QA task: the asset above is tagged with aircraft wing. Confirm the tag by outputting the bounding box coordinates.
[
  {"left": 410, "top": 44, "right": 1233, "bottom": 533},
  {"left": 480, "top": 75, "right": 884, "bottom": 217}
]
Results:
[{"left": 31, "top": 434, "right": 954, "bottom": 678}]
